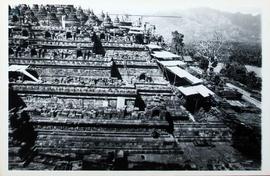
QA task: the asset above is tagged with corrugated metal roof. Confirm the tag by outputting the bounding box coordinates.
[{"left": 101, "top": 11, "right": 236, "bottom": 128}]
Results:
[
  {"left": 183, "top": 55, "right": 193, "bottom": 62},
  {"left": 146, "top": 44, "right": 162, "bottom": 50},
  {"left": 157, "top": 60, "right": 186, "bottom": 67},
  {"left": 167, "top": 66, "right": 203, "bottom": 85},
  {"left": 9, "top": 65, "right": 40, "bottom": 82},
  {"left": 177, "top": 85, "right": 215, "bottom": 97},
  {"left": 152, "top": 51, "right": 181, "bottom": 59},
  {"left": 9, "top": 65, "right": 29, "bottom": 72}
]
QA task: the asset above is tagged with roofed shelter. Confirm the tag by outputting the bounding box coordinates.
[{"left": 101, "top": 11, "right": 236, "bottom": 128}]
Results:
[
  {"left": 182, "top": 55, "right": 193, "bottom": 63},
  {"left": 177, "top": 85, "right": 215, "bottom": 113},
  {"left": 9, "top": 65, "right": 40, "bottom": 83},
  {"left": 146, "top": 44, "right": 162, "bottom": 49},
  {"left": 166, "top": 66, "right": 203, "bottom": 86},
  {"left": 157, "top": 60, "right": 186, "bottom": 67},
  {"left": 151, "top": 51, "right": 181, "bottom": 60}
]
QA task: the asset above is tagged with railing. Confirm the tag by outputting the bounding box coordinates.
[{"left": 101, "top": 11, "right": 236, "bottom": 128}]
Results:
[
  {"left": 11, "top": 83, "right": 137, "bottom": 96},
  {"left": 9, "top": 57, "right": 112, "bottom": 67},
  {"left": 114, "top": 60, "right": 157, "bottom": 67}
]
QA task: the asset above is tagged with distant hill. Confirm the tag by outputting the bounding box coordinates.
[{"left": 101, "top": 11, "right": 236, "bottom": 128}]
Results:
[{"left": 144, "top": 7, "right": 261, "bottom": 44}]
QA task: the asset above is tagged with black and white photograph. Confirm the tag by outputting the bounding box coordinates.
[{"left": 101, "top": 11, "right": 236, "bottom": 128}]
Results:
[{"left": 1, "top": 0, "right": 270, "bottom": 175}]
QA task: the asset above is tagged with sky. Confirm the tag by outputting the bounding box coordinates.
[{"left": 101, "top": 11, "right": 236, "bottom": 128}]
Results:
[{"left": 9, "top": 0, "right": 262, "bottom": 15}]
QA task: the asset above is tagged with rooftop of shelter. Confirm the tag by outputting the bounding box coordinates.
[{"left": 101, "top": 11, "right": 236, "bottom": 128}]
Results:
[
  {"left": 9, "top": 65, "right": 29, "bottom": 72},
  {"left": 157, "top": 60, "right": 186, "bottom": 67},
  {"left": 177, "top": 84, "right": 215, "bottom": 97},
  {"left": 151, "top": 51, "right": 181, "bottom": 59},
  {"left": 128, "top": 31, "right": 144, "bottom": 35},
  {"left": 9, "top": 65, "right": 40, "bottom": 82},
  {"left": 167, "top": 66, "right": 203, "bottom": 85},
  {"left": 146, "top": 44, "right": 162, "bottom": 50},
  {"left": 182, "top": 55, "right": 193, "bottom": 62}
]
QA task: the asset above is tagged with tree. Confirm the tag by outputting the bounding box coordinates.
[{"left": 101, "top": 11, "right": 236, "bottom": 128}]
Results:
[
  {"left": 194, "top": 31, "right": 231, "bottom": 74},
  {"left": 92, "top": 32, "right": 105, "bottom": 56},
  {"left": 213, "top": 75, "right": 221, "bottom": 86},
  {"left": 198, "top": 57, "right": 209, "bottom": 72},
  {"left": 246, "top": 71, "right": 261, "bottom": 90},
  {"left": 221, "top": 62, "right": 247, "bottom": 82},
  {"left": 157, "top": 35, "right": 164, "bottom": 43},
  {"left": 222, "top": 63, "right": 262, "bottom": 90},
  {"left": 171, "top": 31, "right": 184, "bottom": 55}
]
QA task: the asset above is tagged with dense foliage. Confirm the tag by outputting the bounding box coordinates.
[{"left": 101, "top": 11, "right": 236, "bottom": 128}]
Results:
[
  {"left": 220, "top": 62, "right": 261, "bottom": 90},
  {"left": 171, "top": 31, "right": 184, "bottom": 55},
  {"left": 229, "top": 42, "right": 262, "bottom": 67},
  {"left": 184, "top": 41, "right": 262, "bottom": 90}
]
